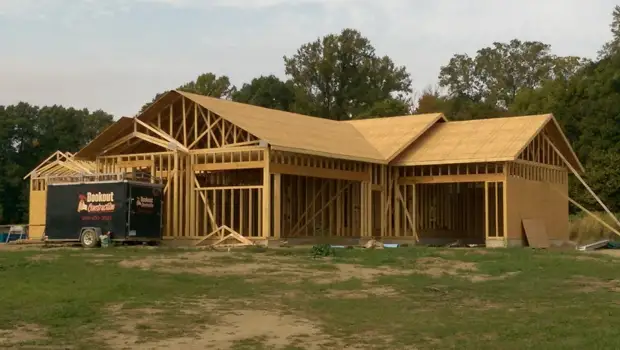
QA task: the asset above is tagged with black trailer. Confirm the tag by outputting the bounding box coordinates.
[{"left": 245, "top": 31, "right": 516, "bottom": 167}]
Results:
[{"left": 45, "top": 180, "right": 164, "bottom": 248}]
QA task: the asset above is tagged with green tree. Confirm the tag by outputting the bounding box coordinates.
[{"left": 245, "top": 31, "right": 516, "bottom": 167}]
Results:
[
  {"left": 232, "top": 75, "right": 296, "bottom": 111},
  {"left": 599, "top": 5, "right": 620, "bottom": 58},
  {"left": 179, "top": 72, "right": 236, "bottom": 98},
  {"left": 284, "top": 28, "right": 413, "bottom": 120},
  {"left": 140, "top": 72, "right": 236, "bottom": 113},
  {"left": 413, "top": 86, "right": 507, "bottom": 120},
  {"left": 510, "top": 43, "right": 620, "bottom": 211},
  {"left": 439, "top": 39, "right": 588, "bottom": 113},
  {"left": 0, "top": 103, "right": 113, "bottom": 224}
]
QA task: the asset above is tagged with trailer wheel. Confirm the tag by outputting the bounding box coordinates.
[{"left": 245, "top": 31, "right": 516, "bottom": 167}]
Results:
[{"left": 80, "top": 229, "right": 99, "bottom": 248}]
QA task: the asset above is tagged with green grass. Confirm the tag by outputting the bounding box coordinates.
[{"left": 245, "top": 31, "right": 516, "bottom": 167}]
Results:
[{"left": 1, "top": 246, "right": 619, "bottom": 349}]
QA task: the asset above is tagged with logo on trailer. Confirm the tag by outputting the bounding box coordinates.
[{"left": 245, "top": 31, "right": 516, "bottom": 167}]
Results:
[
  {"left": 77, "top": 192, "right": 116, "bottom": 213},
  {"left": 136, "top": 196, "right": 154, "bottom": 209}
]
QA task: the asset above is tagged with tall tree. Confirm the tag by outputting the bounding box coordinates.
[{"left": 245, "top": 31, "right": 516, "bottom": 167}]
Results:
[
  {"left": 232, "top": 75, "right": 296, "bottom": 111},
  {"left": 413, "top": 86, "right": 506, "bottom": 120},
  {"left": 439, "top": 39, "right": 588, "bottom": 114},
  {"left": 599, "top": 5, "right": 620, "bottom": 58},
  {"left": 0, "top": 103, "right": 113, "bottom": 224},
  {"left": 179, "top": 72, "right": 236, "bottom": 99},
  {"left": 140, "top": 72, "right": 236, "bottom": 113},
  {"left": 284, "top": 28, "right": 413, "bottom": 120}
]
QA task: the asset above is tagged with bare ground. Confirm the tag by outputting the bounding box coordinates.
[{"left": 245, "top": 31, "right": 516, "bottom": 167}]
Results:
[
  {"left": 0, "top": 324, "right": 48, "bottom": 348},
  {"left": 414, "top": 257, "right": 520, "bottom": 282},
  {"left": 100, "top": 301, "right": 348, "bottom": 350},
  {"left": 571, "top": 276, "right": 620, "bottom": 293}
]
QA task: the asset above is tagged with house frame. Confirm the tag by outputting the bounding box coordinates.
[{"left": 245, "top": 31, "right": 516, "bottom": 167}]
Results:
[{"left": 25, "top": 90, "right": 587, "bottom": 247}]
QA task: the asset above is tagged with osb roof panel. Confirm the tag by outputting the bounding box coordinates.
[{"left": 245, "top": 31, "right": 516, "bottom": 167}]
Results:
[
  {"left": 176, "top": 91, "right": 385, "bottom": 162},
  {"left": 392, "top": 114, "right": 553, "bottom": 166},
  {"left": 346, "top": 113, "right": 446, "bottom": 161}
]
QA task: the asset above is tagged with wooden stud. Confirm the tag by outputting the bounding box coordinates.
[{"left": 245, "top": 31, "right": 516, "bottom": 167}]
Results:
[{"left": 273, "top": 173, "right": 281, "bottom": 238}]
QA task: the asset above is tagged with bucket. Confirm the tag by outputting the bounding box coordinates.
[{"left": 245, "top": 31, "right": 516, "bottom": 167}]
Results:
[{"left": 100, "top": 234, "right": 110, "bottom": 248}]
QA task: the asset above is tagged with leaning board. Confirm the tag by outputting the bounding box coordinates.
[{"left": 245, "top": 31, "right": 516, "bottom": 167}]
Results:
[{"left": 522, "top": 218, "right": 550, "bottom": 248}]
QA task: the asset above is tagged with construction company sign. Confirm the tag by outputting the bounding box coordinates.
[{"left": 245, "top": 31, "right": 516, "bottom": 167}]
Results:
[
  {"left": 136, "top": 196, "right": 154, "bottom": 209},
  {"left": 78, "top": 192, "right": 116, "bottom": 213}
]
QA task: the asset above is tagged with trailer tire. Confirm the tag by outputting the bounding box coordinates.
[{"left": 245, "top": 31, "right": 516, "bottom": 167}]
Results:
[{"left": 80, "top": 229, "right": 99, "bottom": 248}]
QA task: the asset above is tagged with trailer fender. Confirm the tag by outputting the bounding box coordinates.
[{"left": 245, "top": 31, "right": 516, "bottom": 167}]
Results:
[{"left": 79, "top": 227, "right": 102, "bottom": 248}]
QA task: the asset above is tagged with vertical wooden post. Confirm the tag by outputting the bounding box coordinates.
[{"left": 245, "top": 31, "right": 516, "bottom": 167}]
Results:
[
  {"left": 189, "top": 155, "right": 195, "bottom": 237},
  {"left": 394, "top": 170, "right": 401, "bottom": 237},
  {"left": 173, "top": 151, "right": 179, "bottom": 237},
  {"left": 380, "top": 166, "right": 386, "bottom": 237},
  {"left": 360, "top": 182, "right": 367, "bottom": 237},
  {"left": 262, "top": 147, "right": 271, "bottom": 238},
  {"left": 336, "top": 179, "right": 342, "bottom": 236},
  {"left": 484, "top": 181, "right": 489, "bottom": 239},
  {"left": 182, "top": 97, "right": 187, "bottom": 146},
  {"left": 503, "top": 163, "right": 509, "bottom": 238},
  {"left": 273, "top": 173, "right": 281, "bottom": 239},
  {"left": 412, "top": 182, "right": 417, "bottom": 239}
]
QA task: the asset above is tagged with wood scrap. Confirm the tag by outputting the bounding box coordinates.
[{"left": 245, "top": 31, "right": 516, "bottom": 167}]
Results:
[
  {"left": 211, "top": 226, "right": 254, "bottom": 248},
  {"left": 522, "top": 219, "right": 550, "bottom": 248},
  {"left": 194, "top": 225, "right": 254, "bottom": 248},
  {"left": 363, "top": 239, "right": 384, "bottom": 249}
]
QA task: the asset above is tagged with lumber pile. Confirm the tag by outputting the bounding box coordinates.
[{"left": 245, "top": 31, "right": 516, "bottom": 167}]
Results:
[{"left": 195, "top": 225, "right": 254, "bottom": 248}]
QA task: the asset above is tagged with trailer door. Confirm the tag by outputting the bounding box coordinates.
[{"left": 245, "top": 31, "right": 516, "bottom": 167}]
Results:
[{"left": 128, "top": 184, "right": 163, "bottom": 239}]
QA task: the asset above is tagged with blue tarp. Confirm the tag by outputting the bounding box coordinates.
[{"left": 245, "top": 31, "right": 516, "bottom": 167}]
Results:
[
  {"left": 0, "top": 233, "right": 27, "bottom": 243},
  {"left": 606, "top": 241, "right": 620, "bottom": 249}
]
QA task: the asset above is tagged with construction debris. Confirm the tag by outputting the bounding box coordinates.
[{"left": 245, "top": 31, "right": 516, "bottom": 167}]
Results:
[
  {"left": 363, "top": 239, "right": 384, "bottom": 249},
  {"left": 195, "top": 225, "right": 254, "bottom": 248},
  {"left": 577, "top": 240, "right": 610, "bottom": 251}
]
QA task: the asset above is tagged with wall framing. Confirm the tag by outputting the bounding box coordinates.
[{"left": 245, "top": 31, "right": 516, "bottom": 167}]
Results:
[{"left": 26, "top": 91, "right": 586, "bottom": 247}]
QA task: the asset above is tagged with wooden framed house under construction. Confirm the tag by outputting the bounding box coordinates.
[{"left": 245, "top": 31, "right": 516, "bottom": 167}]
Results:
[{"left": 26, "top": 90, "right": 588, "bottom": 247}]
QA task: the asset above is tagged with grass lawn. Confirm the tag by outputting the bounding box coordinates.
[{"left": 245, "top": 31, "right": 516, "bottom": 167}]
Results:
[{"left": 1, "top": 245, "right": 619, "bottom": 349}]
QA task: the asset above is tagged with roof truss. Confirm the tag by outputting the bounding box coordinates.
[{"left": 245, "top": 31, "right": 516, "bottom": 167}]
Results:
[
  {"left": 76, "top": 93, "right": 261, "bottom": 159},
  {"left": 25, "top": 151, "right": 96, "bottom": 179}
]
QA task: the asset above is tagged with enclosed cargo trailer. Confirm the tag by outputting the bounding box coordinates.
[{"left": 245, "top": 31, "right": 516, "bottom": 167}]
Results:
[{"left": 45, "top": 180, "right": 163, "bottom": 248}]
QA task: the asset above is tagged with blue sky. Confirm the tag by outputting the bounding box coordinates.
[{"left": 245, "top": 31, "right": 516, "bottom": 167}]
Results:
[{"left": 0, "top": 0, "right": 617, "bottom": 117}]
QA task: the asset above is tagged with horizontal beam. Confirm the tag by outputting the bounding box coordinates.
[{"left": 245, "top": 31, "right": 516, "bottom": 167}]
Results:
[
  {"left": 513, "top": 159, "right": 565, "bottom": 171},
  {"left": 399, "top": 173, "right": 504, "bottom": 184},
  {"left": 193, "top": 161, "right": 265, "bottom": 172},
  {"left": 190, "top": 146, "right": 266, "bottom": 155},
  {"left": 270, "top": 163, "right": 370, "bottom": 182},
  {"left": 117, "top": 160, "right": 154, "bottom": 169},
  {"left": 195, "top": 185, "right": 263, "bottom": 191}
]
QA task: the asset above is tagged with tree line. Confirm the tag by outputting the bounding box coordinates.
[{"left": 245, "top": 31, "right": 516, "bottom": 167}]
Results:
[{"left": 2, "top": 6, "right": 620, "bottom": 225}]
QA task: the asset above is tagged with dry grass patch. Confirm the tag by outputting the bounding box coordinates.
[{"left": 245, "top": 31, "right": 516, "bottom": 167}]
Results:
[
  {"left": 100, "top": 301, "right": 336, "bottom": 350},
  {"left": 571, "top": 276, "right": 620, "bottom": 293},
  {"left": 0, "top": 324, "right": 48, "bottom": 347},
  {"left": 116, "top": 251, "right": 416, "bottom": 286},
  {"left": 327, "top": 286, "right": 400, "bottom": 299},
  {"left": 27, "top": 254, "right": 59, "bottom": 262},
  {"left": 414, "top": 257, "right": 519, "bottom": 282}
]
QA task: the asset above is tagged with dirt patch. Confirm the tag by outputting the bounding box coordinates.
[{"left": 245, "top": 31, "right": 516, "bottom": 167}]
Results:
[
  {"left": 198, "top": 310, "right": 333, "bottom": 349},
  {"left": 459, "top": 298, "right": 503, "bottom": 311},
  {"left": 78, "top": 253, "right": 115, "bottom": 258},
  {"left": 415, "top": 257, "right": 478, "bottom": 277},
  {"left": 0, "top": 324, "right": 48, "bottom": 347},
  {"left": 327, "top": 286, "right": 400, "bottom": 299},
  {"left": 101, "top": 301, "right": 335, "bottom": 350},
  {"left": 117, "top": 252, "right": 415, "bottom": 285},
  {"left": 27, "top": 254, "right": 59, "bottom": 262},
  {"left": 592, "top": 250, "right": 620, "bottom": 258},
  {"left": 573, "top": 255, "right": 601, "bottom": 262},
  {"left": 571, "top": 276, "right": 620, "bottom": 293},
  {"left": 414, "top": 257, "right": 519, "bottom": 282}
]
